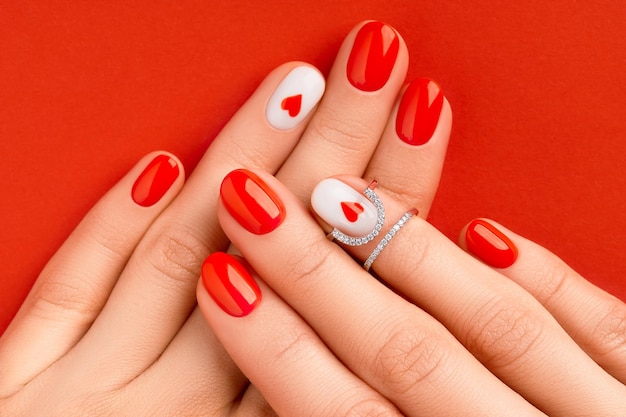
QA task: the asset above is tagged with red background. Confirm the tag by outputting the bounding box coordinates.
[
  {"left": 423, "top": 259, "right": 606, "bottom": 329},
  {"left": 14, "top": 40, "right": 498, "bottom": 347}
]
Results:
[{"left": 2, "top": 1, "right": 625, "bottom": 334}]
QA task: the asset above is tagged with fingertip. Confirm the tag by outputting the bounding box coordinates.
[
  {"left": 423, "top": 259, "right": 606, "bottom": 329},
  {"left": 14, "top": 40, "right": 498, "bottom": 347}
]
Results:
[
  {"left": 199, "top": 251, "right": 262, "bottom": 318},
  {"left": 342, "top": 20, "right": 409, "bottom": 93},
  {"left": 129, "top": 151, "right": 185, "bottom": 208},
  {"left": 393, "top": 78, "right": 449, "bottom": 147},
  {"left": 460, "top": 218, "right": 519, "bottom": 269},
  {"left": 218, "top": 168, "right": 287, "bottom": 236},
  {"left": 264, "top": 62, "right": 326, "bottom": 131}
]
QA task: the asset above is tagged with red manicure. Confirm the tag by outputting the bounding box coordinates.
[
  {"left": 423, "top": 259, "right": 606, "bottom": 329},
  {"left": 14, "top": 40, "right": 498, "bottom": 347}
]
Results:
[
  {"left": 465, "top": 219, "right": 518, "bottom": 268},
  {"left": 202, "top": 252, "right": 261, "bottom": 317},
  {"left": 396, "top": 78, "right": 444, "bottom": 146},
  {"left": 220, "top": 169, "right": 286, "bottom": 235},
  {"left": 346, "top": 21, "right": 400, "bottom": 92},
  {"left": 131, "top": 154, "right": 180, "bottom": 207}
]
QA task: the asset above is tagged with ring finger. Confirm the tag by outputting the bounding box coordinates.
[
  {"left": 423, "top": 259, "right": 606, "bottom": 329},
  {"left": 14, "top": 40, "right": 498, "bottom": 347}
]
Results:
[{"left": 310, "top": 175, "right": 626, "bottom": 415}]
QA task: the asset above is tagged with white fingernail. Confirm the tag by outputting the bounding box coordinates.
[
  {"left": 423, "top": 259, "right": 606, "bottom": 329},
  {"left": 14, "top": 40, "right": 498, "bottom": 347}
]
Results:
[
  {"left": 266, "top": 66, "right": 325, "bottom": 130},
  {"left": 311, "top": 178, "right": 378, "bottom": 238}
]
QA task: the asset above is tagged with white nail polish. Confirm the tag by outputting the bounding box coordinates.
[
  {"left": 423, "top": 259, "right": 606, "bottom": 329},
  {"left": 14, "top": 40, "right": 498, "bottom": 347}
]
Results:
[
  {"left": 311, "top": 178, "right": 378, "bottom": 238},
  {"left": 266, "top": 66, "right": 325, "bottom": 130}
]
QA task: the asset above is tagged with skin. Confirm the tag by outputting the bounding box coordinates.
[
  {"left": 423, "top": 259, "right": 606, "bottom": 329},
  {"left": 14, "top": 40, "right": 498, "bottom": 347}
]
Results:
[
  {"left": 208, "top": 171, "right": 626, "bottom": 415},
  {"left": 0, "top": 21, "right": 414, "bottom": 416},
  {"left": 2, "top": 20, "right": 625, "bottom": 416}
]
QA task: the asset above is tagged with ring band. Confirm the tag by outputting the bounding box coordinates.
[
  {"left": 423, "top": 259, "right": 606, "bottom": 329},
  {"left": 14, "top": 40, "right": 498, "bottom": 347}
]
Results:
[{"left": 363, "top": 208, "right": 418, "bottom": 271}]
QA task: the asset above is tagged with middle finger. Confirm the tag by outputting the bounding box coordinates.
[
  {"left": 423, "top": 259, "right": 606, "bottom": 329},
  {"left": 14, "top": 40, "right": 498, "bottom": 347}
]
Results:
[{"left": 276, "top": 20, "right": 408, "bottom": 200}]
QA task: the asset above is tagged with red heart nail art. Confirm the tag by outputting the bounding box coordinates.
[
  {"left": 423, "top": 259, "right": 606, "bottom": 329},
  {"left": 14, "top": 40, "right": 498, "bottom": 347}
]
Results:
[
  {"left": 281, "top": 94, "right": 302, "bottom": 117},
  {"left": 341, "top": 201, "right": 364, "bottom": 223}
]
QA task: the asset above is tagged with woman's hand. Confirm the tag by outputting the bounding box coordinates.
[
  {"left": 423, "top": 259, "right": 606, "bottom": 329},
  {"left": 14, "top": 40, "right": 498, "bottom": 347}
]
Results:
[
  {"left": 0, "top": 20, "right": 441, "bottom": 416},
  {"left": 201, "top": 169, "right": 626, "bottom": 416},
  {"left": 196, "top": 36, "right": 626, "bottom": 414}
]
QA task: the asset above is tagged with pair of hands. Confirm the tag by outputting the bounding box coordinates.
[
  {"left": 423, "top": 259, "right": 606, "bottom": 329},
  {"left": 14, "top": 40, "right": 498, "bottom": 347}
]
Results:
[{"left": 2, "top": 21, "right": 625, "bottom": 416}]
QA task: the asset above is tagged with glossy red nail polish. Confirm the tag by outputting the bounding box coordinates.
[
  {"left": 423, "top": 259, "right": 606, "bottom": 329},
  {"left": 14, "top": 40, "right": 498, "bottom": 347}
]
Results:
[
  {"left": 396, "top": 78, "right": 444, "bottom": 146},
  {"left": 220, "top": 169, "right": 286, "bottom": 235},
  {"left": 346, "top": 21, "right": 399, "bottom": 92},
  {"left": 465, "top": 219, "right": 518, "bottom": 268},
  {"left": 131, "top": 154, "right": 180, "bottom": 207},
  {"left": 202, "top": 252, "right": 261, "bottom": 317}
]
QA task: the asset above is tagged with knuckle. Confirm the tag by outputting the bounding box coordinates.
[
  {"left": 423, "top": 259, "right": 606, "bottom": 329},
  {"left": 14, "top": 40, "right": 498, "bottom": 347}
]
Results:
[
  {"left": 589, "top": 301, "right": 626, "bottom": 358},
  {"left": 26, "top": 205, "right": 144, "bottom": 324},
  {"left": 383, "top": 181, "right": 428, "bottom": 206},
  {"left": 530, "top": 255, "right": 572, "bottom": 306},
  {"left": 261, "top": 327, "right": 318, "bottom": 367},
  {"left": 214, "top": 138, "right": 274, "bottom": 172},
  {"left": 372, "top": 321, "right": 451, "bottom": 396},
  {"left": 142, "top": 223, "right": 209, "bottom": 289},
  {"left": 28, "top": 269, "right": 102, "bottom": 324},
  {"left": 373, "top": 161, "right": 434, "bottom": 207},
  {"left": 466, "top": 296, "right": 544, "bottom": 370},
  {"left": 82, "top": 205, "right": 137, "bottom": 263},
  {"left": 277, "top": 237, "right": 336, "bottom": 289},
  {"left": 309, "top": 111, "right": 372, "bottom": 153}
]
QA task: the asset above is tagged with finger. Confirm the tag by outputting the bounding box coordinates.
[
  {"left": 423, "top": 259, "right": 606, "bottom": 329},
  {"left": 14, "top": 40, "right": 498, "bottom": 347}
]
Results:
[
  {"left": 310, "top": 175, "right": 626, "bottom": 415},
  {"left": 363, "top": 78, "right": 452, "bottom": 217},
  {"left": 71, "top": 62, "right": 325, "bottom": 382},
  {"left": 459, "top": 218, "right": 626, "bottom": 384},
  {"left": 0, "top": 151, "right": 184, "bottom": 396},
  {"left": 126, "top": 310, "right": 247, "bottom": 416},
  {"left": 277, "top": 20, "right": 409, "bottom": 200},
  {"left": 214, "top": 169, "right": 542, "bottom": 416},
  {"left": 196, "top": 252, "right": 404, "bottom": 417}
]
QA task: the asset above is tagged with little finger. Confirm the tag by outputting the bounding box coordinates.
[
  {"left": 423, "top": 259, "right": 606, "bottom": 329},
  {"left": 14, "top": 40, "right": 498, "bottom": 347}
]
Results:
[
  {"left": 0, "top": 151, "right": 183, "bottom": 396},
  {"left": 460, "top": 218, "right": 626, "bottom": 384}
]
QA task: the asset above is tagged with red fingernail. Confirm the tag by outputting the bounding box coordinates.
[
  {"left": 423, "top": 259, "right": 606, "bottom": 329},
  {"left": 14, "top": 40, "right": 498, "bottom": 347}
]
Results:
[
  {"left": 220, "top": 169, "right": 286, "bottom": 235},
  {"left": 396, "top": 78, "right": 444, "bottom": 146},
  {"left": 465, "top": 219, "right": 518, "bottom": 268},
  {"left": 346, "top": 21, "right": 400, "bottom": 92},
  {"left": 131, "top": 154, "right": 180, "bottom": 207},
  {"left": 202, "top": 252, "right": 261, "bottom": 317}
]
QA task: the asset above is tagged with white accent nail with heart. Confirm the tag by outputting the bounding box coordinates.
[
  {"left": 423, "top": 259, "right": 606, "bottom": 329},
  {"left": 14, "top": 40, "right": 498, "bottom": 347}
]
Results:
[
  {"left": 266, "top": 66, "right": 325, "bottom": 130},
  {"left": 311, "top": 178, "right": 378, "bottom": 238}
]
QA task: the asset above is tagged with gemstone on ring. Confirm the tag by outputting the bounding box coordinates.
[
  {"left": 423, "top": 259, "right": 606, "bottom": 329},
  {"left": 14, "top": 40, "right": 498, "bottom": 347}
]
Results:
[{"left": 363, "top": 208, "right": 417, "bottom": 271}]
